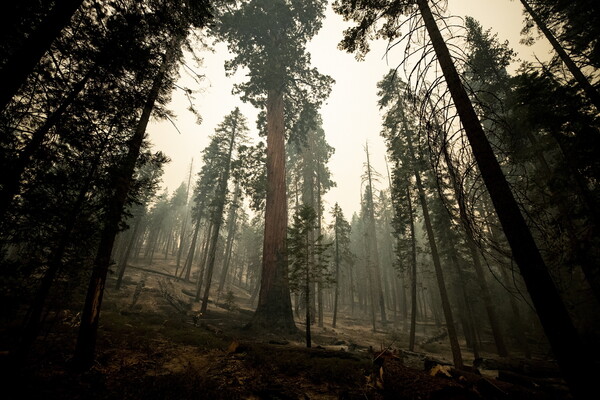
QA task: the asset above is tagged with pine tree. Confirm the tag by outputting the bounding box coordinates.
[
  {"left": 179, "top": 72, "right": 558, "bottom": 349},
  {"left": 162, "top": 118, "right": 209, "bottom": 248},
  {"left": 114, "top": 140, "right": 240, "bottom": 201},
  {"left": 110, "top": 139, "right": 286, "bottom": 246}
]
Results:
[
  {"left": 198, "top": 108, "right": 249, "bottom": 314},
  {"left": 335, "top": 0, "right": 594, "bottom": 393},
  {"left": 330, "top": 203, "right": 353, "bottom": 328},
  {"left": 288, "top": 205, "right": 332, "bottom": 347}
]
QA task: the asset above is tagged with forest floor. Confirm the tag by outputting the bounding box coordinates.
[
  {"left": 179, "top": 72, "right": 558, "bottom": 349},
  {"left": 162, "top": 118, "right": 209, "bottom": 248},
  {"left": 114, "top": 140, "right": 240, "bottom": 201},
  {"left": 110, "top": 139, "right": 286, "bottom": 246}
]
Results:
[{"left": 1, "top": 262, "right": 573, "bottom": 399}]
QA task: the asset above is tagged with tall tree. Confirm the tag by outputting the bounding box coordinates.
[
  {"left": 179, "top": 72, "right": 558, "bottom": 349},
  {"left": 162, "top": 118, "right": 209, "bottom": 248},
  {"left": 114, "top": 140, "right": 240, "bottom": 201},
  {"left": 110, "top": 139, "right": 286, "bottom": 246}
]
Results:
[
  {"left": 335, "top": 0, "right": 594, "bottom": 394},
  {"left": 73, "top": 39, "right": 182, "bottom": 369},
  {"left": 199, "top": 108, "right": 249, "bottom": 314},
  {"left": 362, "top": 144, "right": 387, "bottom": 325},
  {"left": 387, "top": 101, "right": 463, "bottom": 368},
  {"left": 330, "top": 203, "right": 353, "bottom": 328},
  {"left": 287, "top": 110, "right": 335, "bottom": 326},
  {"left": 214, "top": 0, "right": 333, "bottom": 331},
  {"left": 288, "top": 205, "right": 332, "bottom": 347},
  {"left": 518, "top": 0, "right": 600, "bottom": 112}
]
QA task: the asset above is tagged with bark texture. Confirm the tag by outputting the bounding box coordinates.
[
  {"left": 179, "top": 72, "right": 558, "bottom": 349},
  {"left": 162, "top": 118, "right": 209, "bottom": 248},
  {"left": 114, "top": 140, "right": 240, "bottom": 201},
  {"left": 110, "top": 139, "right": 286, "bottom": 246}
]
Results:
[{"left": 250, "top": 89, "right": 295, "bottom": 332}]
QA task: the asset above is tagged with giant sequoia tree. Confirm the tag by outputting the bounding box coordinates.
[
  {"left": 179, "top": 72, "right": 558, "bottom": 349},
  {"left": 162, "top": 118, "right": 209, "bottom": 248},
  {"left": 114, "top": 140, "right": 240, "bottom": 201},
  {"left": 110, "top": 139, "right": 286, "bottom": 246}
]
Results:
[
  {"left": 213, "top": 0, "right": 332, "bottom": 331},
  {"left": 334, "top": 0, "right": 593, "bottom": 396}
]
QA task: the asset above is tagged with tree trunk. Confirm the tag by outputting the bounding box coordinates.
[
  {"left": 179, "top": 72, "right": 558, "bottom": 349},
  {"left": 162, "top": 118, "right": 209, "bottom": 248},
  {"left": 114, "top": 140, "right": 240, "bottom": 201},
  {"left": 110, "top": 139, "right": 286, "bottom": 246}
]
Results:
[
  {"left": 0, "top": 0, "right": 84, "bottom": 112},
  {"left": 250, "top": 88, "right": 295, "bottom": 331},
  {"left": 175, "top": 160, "right": 194, "bottom": 274},
  {"left": 200, "top": 117, "right": 238, "bottom": 314},
  {"left": 438, "top": 120, "right": 510, "bottom": 358},
  {"left": 194, "top": 222, "right": 213, "bottom": 300},
  {"left": 181, "top": 219, "right": 201, "bottom": 281},
  {"left": 407, "top": 185, "right": 418, "bottom": 352},
  {"left": 405, "top": 127, "right": 463, "bottom": 369},
  {"left": 305, "top": 243, "right": 312, "bottom": 348},
  {"left": 468, "top": 239, "right": 508, "bottom": 356},
  {"left": 447, "top": 246, "right": 480, "bottom": 360},
  {"left": 115, "top": 215, "right": 142, "bottom": 290},
  {"left": 218, "top": 182, "right": 240, "bottom": 293},
  {"left": 418, "top": 0, "right": 592, "bottom": 393},
  {"left": 332, "top": 219, "right": 341, "bottom": 328},
  {"left": 349, "top": 265, "right": 355, "bottom": 316},
  {"left": 72, "top": 41, "right": 178, "bottom": 370},
  {"left": 365, "top": 145, "right": 387, "bottom": 324},
  {"left": 316, "top": 170, "right": 324, "bottom": 328}
]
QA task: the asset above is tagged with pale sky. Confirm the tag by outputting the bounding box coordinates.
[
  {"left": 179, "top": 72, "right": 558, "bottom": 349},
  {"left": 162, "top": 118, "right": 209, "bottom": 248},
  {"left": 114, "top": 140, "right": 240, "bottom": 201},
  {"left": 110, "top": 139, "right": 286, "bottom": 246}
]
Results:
[{"left": 147, "top": 0, "right": 552, "bottom": 220}]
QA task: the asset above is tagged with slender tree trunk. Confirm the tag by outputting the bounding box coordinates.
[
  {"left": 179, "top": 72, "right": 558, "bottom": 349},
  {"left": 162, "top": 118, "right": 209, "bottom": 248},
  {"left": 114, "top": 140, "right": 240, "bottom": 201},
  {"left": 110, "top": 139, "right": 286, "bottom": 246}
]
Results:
[
  {"left": 200, "top": 221, "right": 221, "bottom": 313},
  {"left": 115, "top": 215, "right": 142, "bottom": 290},
  {"left": 181, "top": 219, "right": 201, "bottom": 281},
  {"left": 218, "top": 182, "right": 240, "bottom": 293},
  {"left": 438, "top": 122, "right": 510, "bottom": 358},
  {"left": 147, "top": 226, "right": 161, "bottom": 265},
  {"left": 164, "top": 225, "right": 172, "bottom": 260},
  {"left": 0, "top": 0, "right": 84, "bottom": 112},
  {"left": 407, "top": 185, "right": 418, "bottom": 352},
  {"left": 251, "top": 88, "right": 295, "bottom": 331},
  {"left": 194, "top": 222, "right": 213, "bottom": 300},
  {"left": 200, "top": 119, "right": 238, "bottom": 314},
  {"left": 332, "top": 219, "right": 341, "bottom": 328},
  {"left": 316, "top": 171, "right": 324, "bottom": 328},
  {"left": 363, "top": 228, "right": 377, "bottom": 331},
  {"left": 349, "top": 265, "right": 355, "bottom": 316},
  {"left": 305, "top": 243, "right": 312, "bottom": 348},
  {"left": 405, "top": 128, "right": 463, "bottom": 368},
  {"left": 469, "top": 239, "right": 508, "bottom": 355},
  {"left": 72, "top": 41, "right": 178, "bottom": 370},
  {"left": 518, "top": 0, "right": 600, "bottom": 112},
  {"left": 486, "top": 212, "right": 532, "bottom": 358},
  {"left": 418, "top": 0, "right": 592, "bottom": 393},
  {"left": 175, "top": 160, "right": 194, "bottom": 274},
  {"left": 448, "top": 247, "right": 480, "bottom": 360},
  {"left": 365, "top": 145, "right": 387, "bottom": 324}
]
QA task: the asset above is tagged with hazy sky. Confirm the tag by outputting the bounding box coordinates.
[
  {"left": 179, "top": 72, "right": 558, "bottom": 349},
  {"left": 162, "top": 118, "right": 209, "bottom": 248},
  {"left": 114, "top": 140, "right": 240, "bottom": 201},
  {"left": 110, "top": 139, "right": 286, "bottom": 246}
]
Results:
[{"left": 147, "top": 0, "right": 551, "bottom": 220}]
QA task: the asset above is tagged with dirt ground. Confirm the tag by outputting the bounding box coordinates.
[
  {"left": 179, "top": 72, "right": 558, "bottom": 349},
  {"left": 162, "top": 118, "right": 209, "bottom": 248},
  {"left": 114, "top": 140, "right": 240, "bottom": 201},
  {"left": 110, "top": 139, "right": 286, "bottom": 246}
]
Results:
[{"left": 1, "top": 264, "right": 573, "bottom": 399}]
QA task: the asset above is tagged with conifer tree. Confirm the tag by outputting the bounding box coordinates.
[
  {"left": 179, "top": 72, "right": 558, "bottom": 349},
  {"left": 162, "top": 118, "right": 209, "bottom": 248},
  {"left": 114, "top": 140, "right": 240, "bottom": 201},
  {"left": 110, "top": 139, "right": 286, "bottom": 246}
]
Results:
[
  {"left": 335, "top": 0, "right": 594, "bottom": 393},
  {"left": 330, "top": 203, "right": 353, "bottom": 328},
  {"left": 213, "top": 0, "right": 333, "bottom": 331},
  {"left": 288, "top": 205, "right": 332, "bottom": 347}
]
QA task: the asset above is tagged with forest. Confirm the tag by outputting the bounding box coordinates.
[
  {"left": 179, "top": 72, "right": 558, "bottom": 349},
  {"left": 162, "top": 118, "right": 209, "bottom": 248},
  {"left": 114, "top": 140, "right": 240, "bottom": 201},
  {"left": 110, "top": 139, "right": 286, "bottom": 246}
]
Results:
[{"left": 0, "top": 0, "right": 598, "bottom": 399}]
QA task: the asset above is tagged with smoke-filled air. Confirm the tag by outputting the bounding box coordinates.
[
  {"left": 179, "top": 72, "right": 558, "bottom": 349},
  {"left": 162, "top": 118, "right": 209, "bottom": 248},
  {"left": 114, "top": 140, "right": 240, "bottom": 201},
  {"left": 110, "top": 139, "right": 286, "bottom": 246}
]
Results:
[{"left": 1, "top": 1, "right": 599, "bottom": 399}]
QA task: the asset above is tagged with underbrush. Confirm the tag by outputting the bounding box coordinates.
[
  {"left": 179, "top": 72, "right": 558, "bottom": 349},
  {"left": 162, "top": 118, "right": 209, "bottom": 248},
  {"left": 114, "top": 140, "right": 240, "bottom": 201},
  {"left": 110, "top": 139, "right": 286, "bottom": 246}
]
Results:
[{"left": 243, "top": 343, "right": 372, "bottom": 386}]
